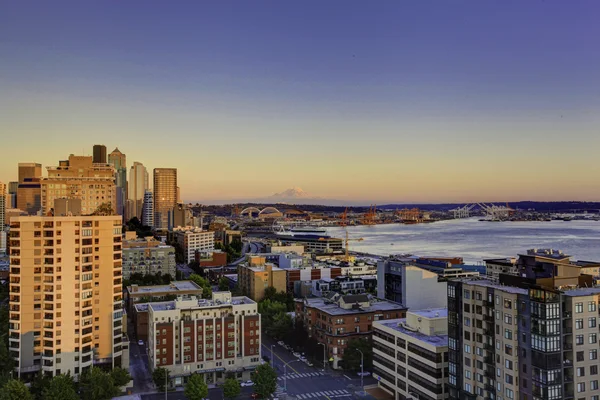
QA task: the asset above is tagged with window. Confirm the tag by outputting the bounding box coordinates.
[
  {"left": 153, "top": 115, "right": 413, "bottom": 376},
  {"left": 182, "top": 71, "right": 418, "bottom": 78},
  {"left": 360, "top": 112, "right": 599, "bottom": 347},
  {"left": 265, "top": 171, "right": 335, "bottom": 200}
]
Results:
[
  {"left": 590, "top": 333, "right": 597, "bottom": 344},
  {"left": 576, "top": 319, "right": 584, "bottom": 330},
  {"left": 465, "top": 371, "right": 471, "bottom": 379},
  {"left": 464, "top": 290, "right": 470, "bottom": 299},
  {"left": 505, "top": 374, "right": 513, "bottom": 384},
  {"left": 464, "top": 344, "right": 471, "bottom": 354},
  {"left": 591, "top": 380, "right": 599, "bottom": 391},
  {"left": 506, "top": 388, "right": 514, "bottom": 399},
  {"left": 576, "top": 302, "right": 584, "bottom": 313},
  {"left": 577, "top": 367, "right": 586, "bottom": 377},
  {"left": 504, "top": 314, "right": 513, "bottom": 325},
  {"left": 577, "top": 335, "right": 584, "bottom": 345},
  {"left": 577, "top": 351, "right": 585, "bottom": 362},
  {"left": 505, "top": 329, "right": 513, "bottom": 340},
  {"left": 589, "top": 317, "right": 597, "bottom": 328},
  {"left": 578, "top": 382, "right": 585, "bottom": 393},
  {"left": 592, "top": 365, "right": 598, "bottom": 375},
  {"left": 464, "top": 383, "right": 472, "bottom": 393},
  {"left": 590, "top": 349, "right": 598, "bottom": 360},
  {"left": 505, "top": 359, "right": 513, "bottom": 370},
  {"left": 589, "top": 302, "right": 597, "bottom": 312},
  {"left": 448, "top": 286, "right": 456, "bottom": 298}
]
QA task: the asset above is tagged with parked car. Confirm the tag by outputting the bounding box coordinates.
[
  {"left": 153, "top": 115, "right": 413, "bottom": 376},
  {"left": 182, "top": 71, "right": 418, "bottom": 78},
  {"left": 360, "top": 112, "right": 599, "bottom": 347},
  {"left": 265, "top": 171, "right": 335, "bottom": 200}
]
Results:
[
  {"left": 292, "top": 352, "right": 301, "bottom": 358},
  {"left": 241, "top": 380, "right": 255, "bottom": 387},
  {"left": 357, "top": 372, "right": 371, "bottom": 377},
  {"left": 277, "top": 341, "right": 285, "bottom": 346},
  {"left": 138, "top": 340, "right": 144, "bottom": 346},
  {"left": 299, "top": 356, "right": 307, "bottom": 362},
  {"left": 303, "top": 359, "right": 313, "bottom": 366}
]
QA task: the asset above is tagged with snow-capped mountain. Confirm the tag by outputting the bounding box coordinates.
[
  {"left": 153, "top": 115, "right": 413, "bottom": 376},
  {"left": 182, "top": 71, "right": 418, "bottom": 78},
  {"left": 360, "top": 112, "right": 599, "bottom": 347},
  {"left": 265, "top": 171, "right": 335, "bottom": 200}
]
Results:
[{"left": 269, "top": 187, "right": 312, "bottom": 199}]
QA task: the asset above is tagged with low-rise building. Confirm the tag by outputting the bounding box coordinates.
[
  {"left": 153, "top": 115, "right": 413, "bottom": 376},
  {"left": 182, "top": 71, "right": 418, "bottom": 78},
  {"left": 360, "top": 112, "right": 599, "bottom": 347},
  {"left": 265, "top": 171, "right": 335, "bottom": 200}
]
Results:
[
  {"left": 122, "top": 233, "right": 176, "bottom": 279},
  {"left": 266, "top": 243, "right": 305, "bottom": 255},
  {"left": 373, "top": 310, "right": 449, "bottom": 400},
  {"left": 125, "top": 281, "right": 203, "bottom": 314},
  {"left": 169, "top": 226, "right": 215, "bottom": 264},
  {"left": 237, "top": 256, "right": 287, "bottom": 300},
  {"left": 147, "top": 292, "right": 261, "bottom": 387},
  {"left": 295, "top": 294, "right": 407, "bottom": 369}
]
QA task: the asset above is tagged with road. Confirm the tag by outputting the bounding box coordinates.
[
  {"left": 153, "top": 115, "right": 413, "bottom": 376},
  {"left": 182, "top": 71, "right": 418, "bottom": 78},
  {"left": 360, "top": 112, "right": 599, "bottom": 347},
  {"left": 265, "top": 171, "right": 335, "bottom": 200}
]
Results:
[
  {"left": 262, "top": 336, "right": 375, "bottom": 400},
  {"left": 129, "top": 338, "right": 154, "bottom": 393},
  {"left": 176, "top": 263, "right": 194, "bottom": 279}
]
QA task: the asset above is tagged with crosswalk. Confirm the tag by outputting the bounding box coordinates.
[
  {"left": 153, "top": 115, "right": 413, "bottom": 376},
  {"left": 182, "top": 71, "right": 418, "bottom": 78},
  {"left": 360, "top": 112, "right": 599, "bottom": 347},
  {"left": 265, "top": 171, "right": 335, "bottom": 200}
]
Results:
[
  {"left": 276, "top": 372, "right": 325, "bottom": 381},
  {"left": 294, "top": 389, "right": 352, "bottom": 399}
]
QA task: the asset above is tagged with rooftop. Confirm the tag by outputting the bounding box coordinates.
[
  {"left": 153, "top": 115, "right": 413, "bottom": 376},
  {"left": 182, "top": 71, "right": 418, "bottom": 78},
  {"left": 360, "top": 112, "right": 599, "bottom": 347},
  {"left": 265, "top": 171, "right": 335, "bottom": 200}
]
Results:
[
  {"left": 376, "top": 318, "right": 448, "bottom": 347},
  {"left": 127, "top": 280, "right": 202, "bottom": 295},
  {"left": 563, "top": 287, "right": 600, "bottom": 297},
  {"left": 457, "top": 278, "right": 528, "bottom": 295},
  {"left": 149, "top": 295, "right": 255, "bottom": 312},
  {"left": 411, "top": 308, "right": 448, "bottom": 319},
  {"left": 522, "top": 248, "right": 571, "bottom": 260},
  {"left": 303, "top": 296, "right": 406, "bottom": 316}
]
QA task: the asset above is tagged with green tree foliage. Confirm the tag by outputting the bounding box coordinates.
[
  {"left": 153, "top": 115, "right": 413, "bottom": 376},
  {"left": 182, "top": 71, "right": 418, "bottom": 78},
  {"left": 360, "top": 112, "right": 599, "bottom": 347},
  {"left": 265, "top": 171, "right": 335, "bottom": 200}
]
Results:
[
  {"left": 0, "top": 379, "right": 33, "bottom": 400},
  {"left": 110, "top": 367, "right": 132, "bottom": 387},
  {"left": 269, "top": 312, "right": 292, "bottom": 340},
  {"left": 262, "top": 287, "right": 294, "bottom": 311},
  {"left": 184, "top": 374, "right": 208, "bottom": 400},
  {"left": 223, "top": 377, "right": 241, "bottom": 399},
  {"left": 258, "top": 298, "right": 293, "bottom": 339},
  {"left": 251, "top": 363, "right": 277, "bottom": 399},
  {"left": 124, "top": 272, "right": 173, "bottom": 287},
  {"left": 91, "top": 202, "right": 114, "bottom": 216},
  {"left": 189, "top": 273, "right": 212, "bottom": 299},
  {"left": 42, "top": 374, "right": 78, "bottom": 400},
  {"left": 125, "top": 217, "right": 153, "bottom": 238},
  {"left": 78, "top": 367, "right": 120, "bottom": 400},
  {"left": 218, "top": 276, "right": 230, "bottom": 291},
  {"left": 152, "top": 367, "right": 169, "bottom": 392},
  {"left": 30, "top": 373, "right": 52, "bottom": 400},
  {"left": 342, "top": 338, "right": 373, "bottom": 372}
]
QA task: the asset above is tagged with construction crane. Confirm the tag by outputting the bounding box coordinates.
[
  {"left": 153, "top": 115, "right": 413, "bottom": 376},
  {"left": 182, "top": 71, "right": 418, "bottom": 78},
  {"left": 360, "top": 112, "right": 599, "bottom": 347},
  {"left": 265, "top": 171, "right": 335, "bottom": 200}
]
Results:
[
  {"left": 398, "top": 208, "right": 422, "bottom": 223},
  {"left": 361, "top": 204, "right": 377, "bottom": 225},
  {"left": 338, "top": 207, "right": 348, "bottom": 226},
  {"left": 344, "top": 228, "right": 364, "bottom": 262}
]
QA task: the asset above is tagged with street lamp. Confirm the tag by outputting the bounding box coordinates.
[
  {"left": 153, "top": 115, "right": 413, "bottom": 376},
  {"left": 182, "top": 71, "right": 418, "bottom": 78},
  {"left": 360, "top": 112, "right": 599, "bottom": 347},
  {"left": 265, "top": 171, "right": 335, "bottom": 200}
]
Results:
[
  {"left": 317, "top": 343, "right": 326, "bottom": 372},
  {"left": 356, "top": 348, "right": 364, "bottom": 396},
  {"left": 283, "top": 359, "right": 302, "bottom": 393}
]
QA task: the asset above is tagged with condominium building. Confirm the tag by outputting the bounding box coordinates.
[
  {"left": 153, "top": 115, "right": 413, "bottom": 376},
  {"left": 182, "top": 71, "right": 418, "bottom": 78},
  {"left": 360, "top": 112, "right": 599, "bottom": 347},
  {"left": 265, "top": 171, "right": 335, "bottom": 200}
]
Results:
[
  {"left": 125, "top": 280, "right": 203, "bottom": 315},
  {"left": 122, "top": 232, "right": 176, "bottom": 279},
  {"left": 447, "top": 249, "right": 600, "bottom": 400},
  {"left": 295, "top": 294, "right": 407, "bottom": 369},
  {"left": 373, "top": 309, "right": 449, "bottom": 400},
  {"left": 147, "top": 292, "right": 261, "bottom": 387},
  {"left": 153, "top": 168, "right": 177, "bottom": 230},
  {"left": 168, "top": 226, "right": 214, "bottom": 264},
  {"left": 0, "top": 182, "right": 6, "bottom": 253},
  {"left": 141, "top": 190, "right": 154, "bottom": 227},
  {"left": 41, "top": 155, "right": 116, "bottom": 215},
  {"left": 484, "top": 257, "right": 518, "bottom": 282},
  {"left": 127, "top": 162, "right": 149, "bottom": 221},
  {"left": 8, "top": 215, "right": 127, "bottom": 379},
  {"left": 237, "top": 256, "right": 287, "bottom": 301}
]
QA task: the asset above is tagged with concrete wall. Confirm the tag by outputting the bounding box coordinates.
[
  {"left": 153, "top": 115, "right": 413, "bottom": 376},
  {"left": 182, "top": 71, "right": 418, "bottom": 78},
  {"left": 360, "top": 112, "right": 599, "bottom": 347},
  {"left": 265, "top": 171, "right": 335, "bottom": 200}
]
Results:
[{"left": 403, "top": 266, "right": 447, "bottom": 310}]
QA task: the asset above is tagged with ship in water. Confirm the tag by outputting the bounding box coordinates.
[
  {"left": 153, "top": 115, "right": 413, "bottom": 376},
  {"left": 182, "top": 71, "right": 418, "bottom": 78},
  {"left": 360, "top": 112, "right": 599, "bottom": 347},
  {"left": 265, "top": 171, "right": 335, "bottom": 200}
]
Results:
[{"left": 272, "top": 223, "right": 330, "bottom": 239}]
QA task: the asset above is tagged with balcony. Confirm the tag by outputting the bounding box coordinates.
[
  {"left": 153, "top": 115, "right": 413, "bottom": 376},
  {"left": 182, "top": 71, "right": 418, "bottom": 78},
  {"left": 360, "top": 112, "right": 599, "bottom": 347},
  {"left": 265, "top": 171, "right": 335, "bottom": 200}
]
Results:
[
  {"left": 563, "top": 343, "right": 573, "bottom": 350},
  {"left": 483, "top": 314, "right": 494, "bottom": 322},
  {"left": 484, "top": 356, "right": 494, "bottom": 364},
  {"left": 563, "top": 311, "right": 572, "bottom": 319},
  {"left": 484, "top": 343, "right": 494, "bottom": 351}
]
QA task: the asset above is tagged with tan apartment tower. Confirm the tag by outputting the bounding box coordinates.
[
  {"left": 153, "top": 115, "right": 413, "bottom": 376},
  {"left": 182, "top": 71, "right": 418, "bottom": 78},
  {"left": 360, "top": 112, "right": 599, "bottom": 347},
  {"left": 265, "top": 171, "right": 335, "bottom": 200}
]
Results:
[
  {"left": 0, "top": 181, "right": 6, "bottom": 231},
  {"left": 153, "top": 168, "right": 177, "bottom": 230},
  {"left": 127, "top": 162, "right": 148, "bottom": 221},
  {"left": 8, "top": 215, "right": 127, "bottom": 379},
  {"left": 41, "top": 154, "right": 116, "bottom": 215}
]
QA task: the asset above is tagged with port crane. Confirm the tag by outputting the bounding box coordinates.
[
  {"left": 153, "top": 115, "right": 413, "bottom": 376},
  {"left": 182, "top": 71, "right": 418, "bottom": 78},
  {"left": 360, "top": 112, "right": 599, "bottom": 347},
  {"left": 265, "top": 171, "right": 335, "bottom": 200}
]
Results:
[
  {"left": 338, "top": 207, "right": 348, "bottom": 226},
  {"left": 361, "top": 204, "right": 377, "bottom": 225},
  {"left": 477, "top": 203, "right": 512, "bottom": 221},
  {"left": 318, "top": 226, "right": 363, "bottom": 262},
  {"left": 450, "top": 204, "right": 476, "bottom": 219}
]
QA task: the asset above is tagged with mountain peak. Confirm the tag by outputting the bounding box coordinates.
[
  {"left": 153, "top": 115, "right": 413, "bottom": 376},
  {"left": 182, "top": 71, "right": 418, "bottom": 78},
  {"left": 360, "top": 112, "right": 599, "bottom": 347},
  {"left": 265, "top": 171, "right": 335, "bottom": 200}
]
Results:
[{"left": 270, "top": 187, "right": 310, "bottom": 198}]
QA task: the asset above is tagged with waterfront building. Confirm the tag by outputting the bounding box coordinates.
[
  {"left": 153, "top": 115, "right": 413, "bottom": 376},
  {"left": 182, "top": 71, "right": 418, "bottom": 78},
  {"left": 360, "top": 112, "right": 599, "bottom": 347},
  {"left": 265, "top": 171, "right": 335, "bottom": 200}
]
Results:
[
  {"left": 17, "top": 178, "right": 42, "bottom": 215},
  {"left": 127, "top": 161, "right": 149, "bottom": 221},
  {"left": 141, "top": 190, "right": 154, "bottom": 227},
  {"left": 146, "top": 292, "right": 261, "bottom": 386},
  {"left": 122, "top": 232, "right": 176, "bottom": 279},
  {"left": 108, "top": 148, "right": 127, "bottom": 219},
  {"left": 92, "top": 144, "right": 107, "bottom": 164},
  {"left": 447, "top": 249, "right": 600, "bottom": 400},
  {"left": 275, "top": 235, "right": 343, "bottom": 255},
  {"left": 237, "top": 255, "right": 287, "bottom": 300},
  {"left": 295, "top": 294, "right": 407, "bottom": 369},
  {"left": 373, "top": 309, "right": 449, "bottom": 400},
  {"left": 41, "top": 155, "right": 116, "bottom": 215},
  {"left": 340, "top": 261, "right": 378, "bottom": 277},
  {"left": 18, "top": 163, "right": 42, "bottom": 183},
  {"left": 377, "top": 260, "right": 448, "bottom": 310},
  {"left": 153, "top": 168, "right": 177, "bottom": 230},
  {"left": 168, "top": 226, "right": 215, "bottom": 264},
  {"left": 8, "top": 215, "right": 127, "bottom": 379}
]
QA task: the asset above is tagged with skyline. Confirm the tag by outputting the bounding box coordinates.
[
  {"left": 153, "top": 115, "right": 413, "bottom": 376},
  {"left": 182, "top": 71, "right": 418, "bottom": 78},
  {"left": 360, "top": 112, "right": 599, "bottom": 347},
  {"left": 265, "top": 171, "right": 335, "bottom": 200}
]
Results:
[{"left": 1, "top": 1, "right": 599, "bottom": 203}]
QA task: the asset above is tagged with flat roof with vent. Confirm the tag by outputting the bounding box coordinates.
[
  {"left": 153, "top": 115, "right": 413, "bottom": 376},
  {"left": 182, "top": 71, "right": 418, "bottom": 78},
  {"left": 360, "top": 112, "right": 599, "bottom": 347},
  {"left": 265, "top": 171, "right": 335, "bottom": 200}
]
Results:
[{"left": 376, "top": 318, "right": 449, "bottom": 347}]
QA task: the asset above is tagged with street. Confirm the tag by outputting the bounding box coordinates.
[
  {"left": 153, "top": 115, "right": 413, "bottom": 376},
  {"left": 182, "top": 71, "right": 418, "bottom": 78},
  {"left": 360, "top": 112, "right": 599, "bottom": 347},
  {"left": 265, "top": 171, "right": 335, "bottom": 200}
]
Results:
[{"left": 129, "top": 337, "right": 155, "bottom": 393}]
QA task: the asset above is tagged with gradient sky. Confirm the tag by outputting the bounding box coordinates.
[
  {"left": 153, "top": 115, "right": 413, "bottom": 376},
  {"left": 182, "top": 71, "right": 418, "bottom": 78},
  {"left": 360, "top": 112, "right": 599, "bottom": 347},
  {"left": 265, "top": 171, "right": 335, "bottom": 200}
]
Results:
[{"left": 1, "top": 1, "right": 599, "bottom": 204}]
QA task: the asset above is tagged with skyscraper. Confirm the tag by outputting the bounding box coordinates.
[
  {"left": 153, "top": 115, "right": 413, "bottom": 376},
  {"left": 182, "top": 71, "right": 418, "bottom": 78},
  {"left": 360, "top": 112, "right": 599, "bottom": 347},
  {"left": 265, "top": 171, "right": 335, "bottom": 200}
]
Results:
[
  {"left": 0, "top": 182, "right": 5, "bottom": 252},
  {"left": 8, "top": 215, "right": 128, "bottom": 379},
  {"left": 8, "top": 181, "right": 18, "bottom": 208},
  {"left": 108, "top": 148, "right": 127, "bottom": 219},
  {"left": 93, "top": 144, "right": 107, "bottom": 164},
  {"left": 153, "top": 168, "right": 177, "bottom": 230},
  {"left": 142, "top": 189, "right": 154, "bottom": 227},
  {"left": 18, "top": 163, "right": 42, "bottom": 183},
  {"left": 127, "top": 162, "right": 148, "bottom": 221},
  {"left": 41, "top": 155, "right": 116, "bottom": 215}
]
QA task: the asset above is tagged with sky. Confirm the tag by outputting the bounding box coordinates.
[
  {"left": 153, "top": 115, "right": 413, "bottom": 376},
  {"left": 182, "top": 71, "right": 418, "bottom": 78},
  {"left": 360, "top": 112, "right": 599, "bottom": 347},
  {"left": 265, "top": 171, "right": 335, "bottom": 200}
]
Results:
[{"left": 1, "top": 1, "right": 599, "bottom": 204}]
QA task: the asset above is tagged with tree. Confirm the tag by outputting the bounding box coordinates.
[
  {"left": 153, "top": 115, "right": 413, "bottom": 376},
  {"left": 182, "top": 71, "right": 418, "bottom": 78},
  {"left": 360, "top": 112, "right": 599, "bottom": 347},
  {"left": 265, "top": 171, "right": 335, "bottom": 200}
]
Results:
[
  {"left": 223, "top": 377, "right": 241, "bottom": 399},
  {"left": 30, "top": 373, "right": 52, "bottom": 400},
  {"left": 218, "top": 276, "right": 230, "bottom": 291},
  {"left": 78, "top": 367, "right": 120, "bottom": 400},
  {"left": 0, "top": 379, "right": 33, "bottom": 400},
  {"left": 152, "top": 367, "right": 169, "bottom": 392},
  {"left": 263, "top": 286, "right": 277, "bottom": 301},
  {"left": 342, "top": 338, "right": 373, "bottom": 372},
  {"left": 189, "top": 273, "right": 212, "bottom": 299},
  {"left": 251, "top": 363, "right": 277, "bottom": 399},
  {"left": 42, "top": 374, "right": 78, "bottom": 400},
  {"left": 269, "top": 312, "right": 292, "bottom": 340},
  {"left": 184, "top": 374, "right": 208, "bottom": 400},
  {"left": 92, "top": 202, "right": 114, "bottom": 216},
  {"left": 110, "top": 367, "right": 132, "bottom": 387}
]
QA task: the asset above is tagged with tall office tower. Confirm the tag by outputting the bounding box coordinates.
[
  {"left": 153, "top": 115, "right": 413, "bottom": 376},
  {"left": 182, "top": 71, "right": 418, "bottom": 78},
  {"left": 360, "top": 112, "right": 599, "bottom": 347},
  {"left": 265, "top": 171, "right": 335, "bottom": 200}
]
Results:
[
  {"left": 0, "top": 182, "right": 6, "bottom": 231},
  {"left": 141, "top": 190, "right": 154, "bottom": 227},
  {"left": 447, "top": 249, "right": 600, "bottom": 400},
  {"left": 93, "top": 144, "right": 107, "bottom": 164},
  {"left": 8, "top": 181, "right": 18, "bottom": 208},
  {"left": 127, "top": 162, "right": 148, "bottom": 221},
  {"left": 18, "top": 163, "right": 42, "bottom": 183},
  {"left": 8, "top": 215, "right": 128, "bottom": 379},
  {"left": 17, "top": 178, "right": 42, "bottom": 215},
  {"left": 153, "top": 168, "right": 177, "bottom": 230},
  {"left": 41, "top": 155, "right": 116, "bottom": 215},
  {"left": 108, "top": 148, "right": 127, "bottom": 219}
]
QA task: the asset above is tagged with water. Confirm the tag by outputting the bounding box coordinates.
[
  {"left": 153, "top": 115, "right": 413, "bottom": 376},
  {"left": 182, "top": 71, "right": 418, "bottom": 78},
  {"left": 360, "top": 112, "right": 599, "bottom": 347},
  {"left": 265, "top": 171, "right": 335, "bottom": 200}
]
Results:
[{"left": 326, "top": 218, "right": 600, "bottom": 263}]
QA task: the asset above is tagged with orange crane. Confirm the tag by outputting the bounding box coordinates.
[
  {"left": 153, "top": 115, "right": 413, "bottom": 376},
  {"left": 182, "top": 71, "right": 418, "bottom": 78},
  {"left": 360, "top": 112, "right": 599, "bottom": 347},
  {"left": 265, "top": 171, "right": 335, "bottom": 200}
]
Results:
[
  {"left": 338, "top": 207, "right": 348, "bottom": 226},
  {"left": 361, "top": 204, "right": 377, "bottom": 225}
]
